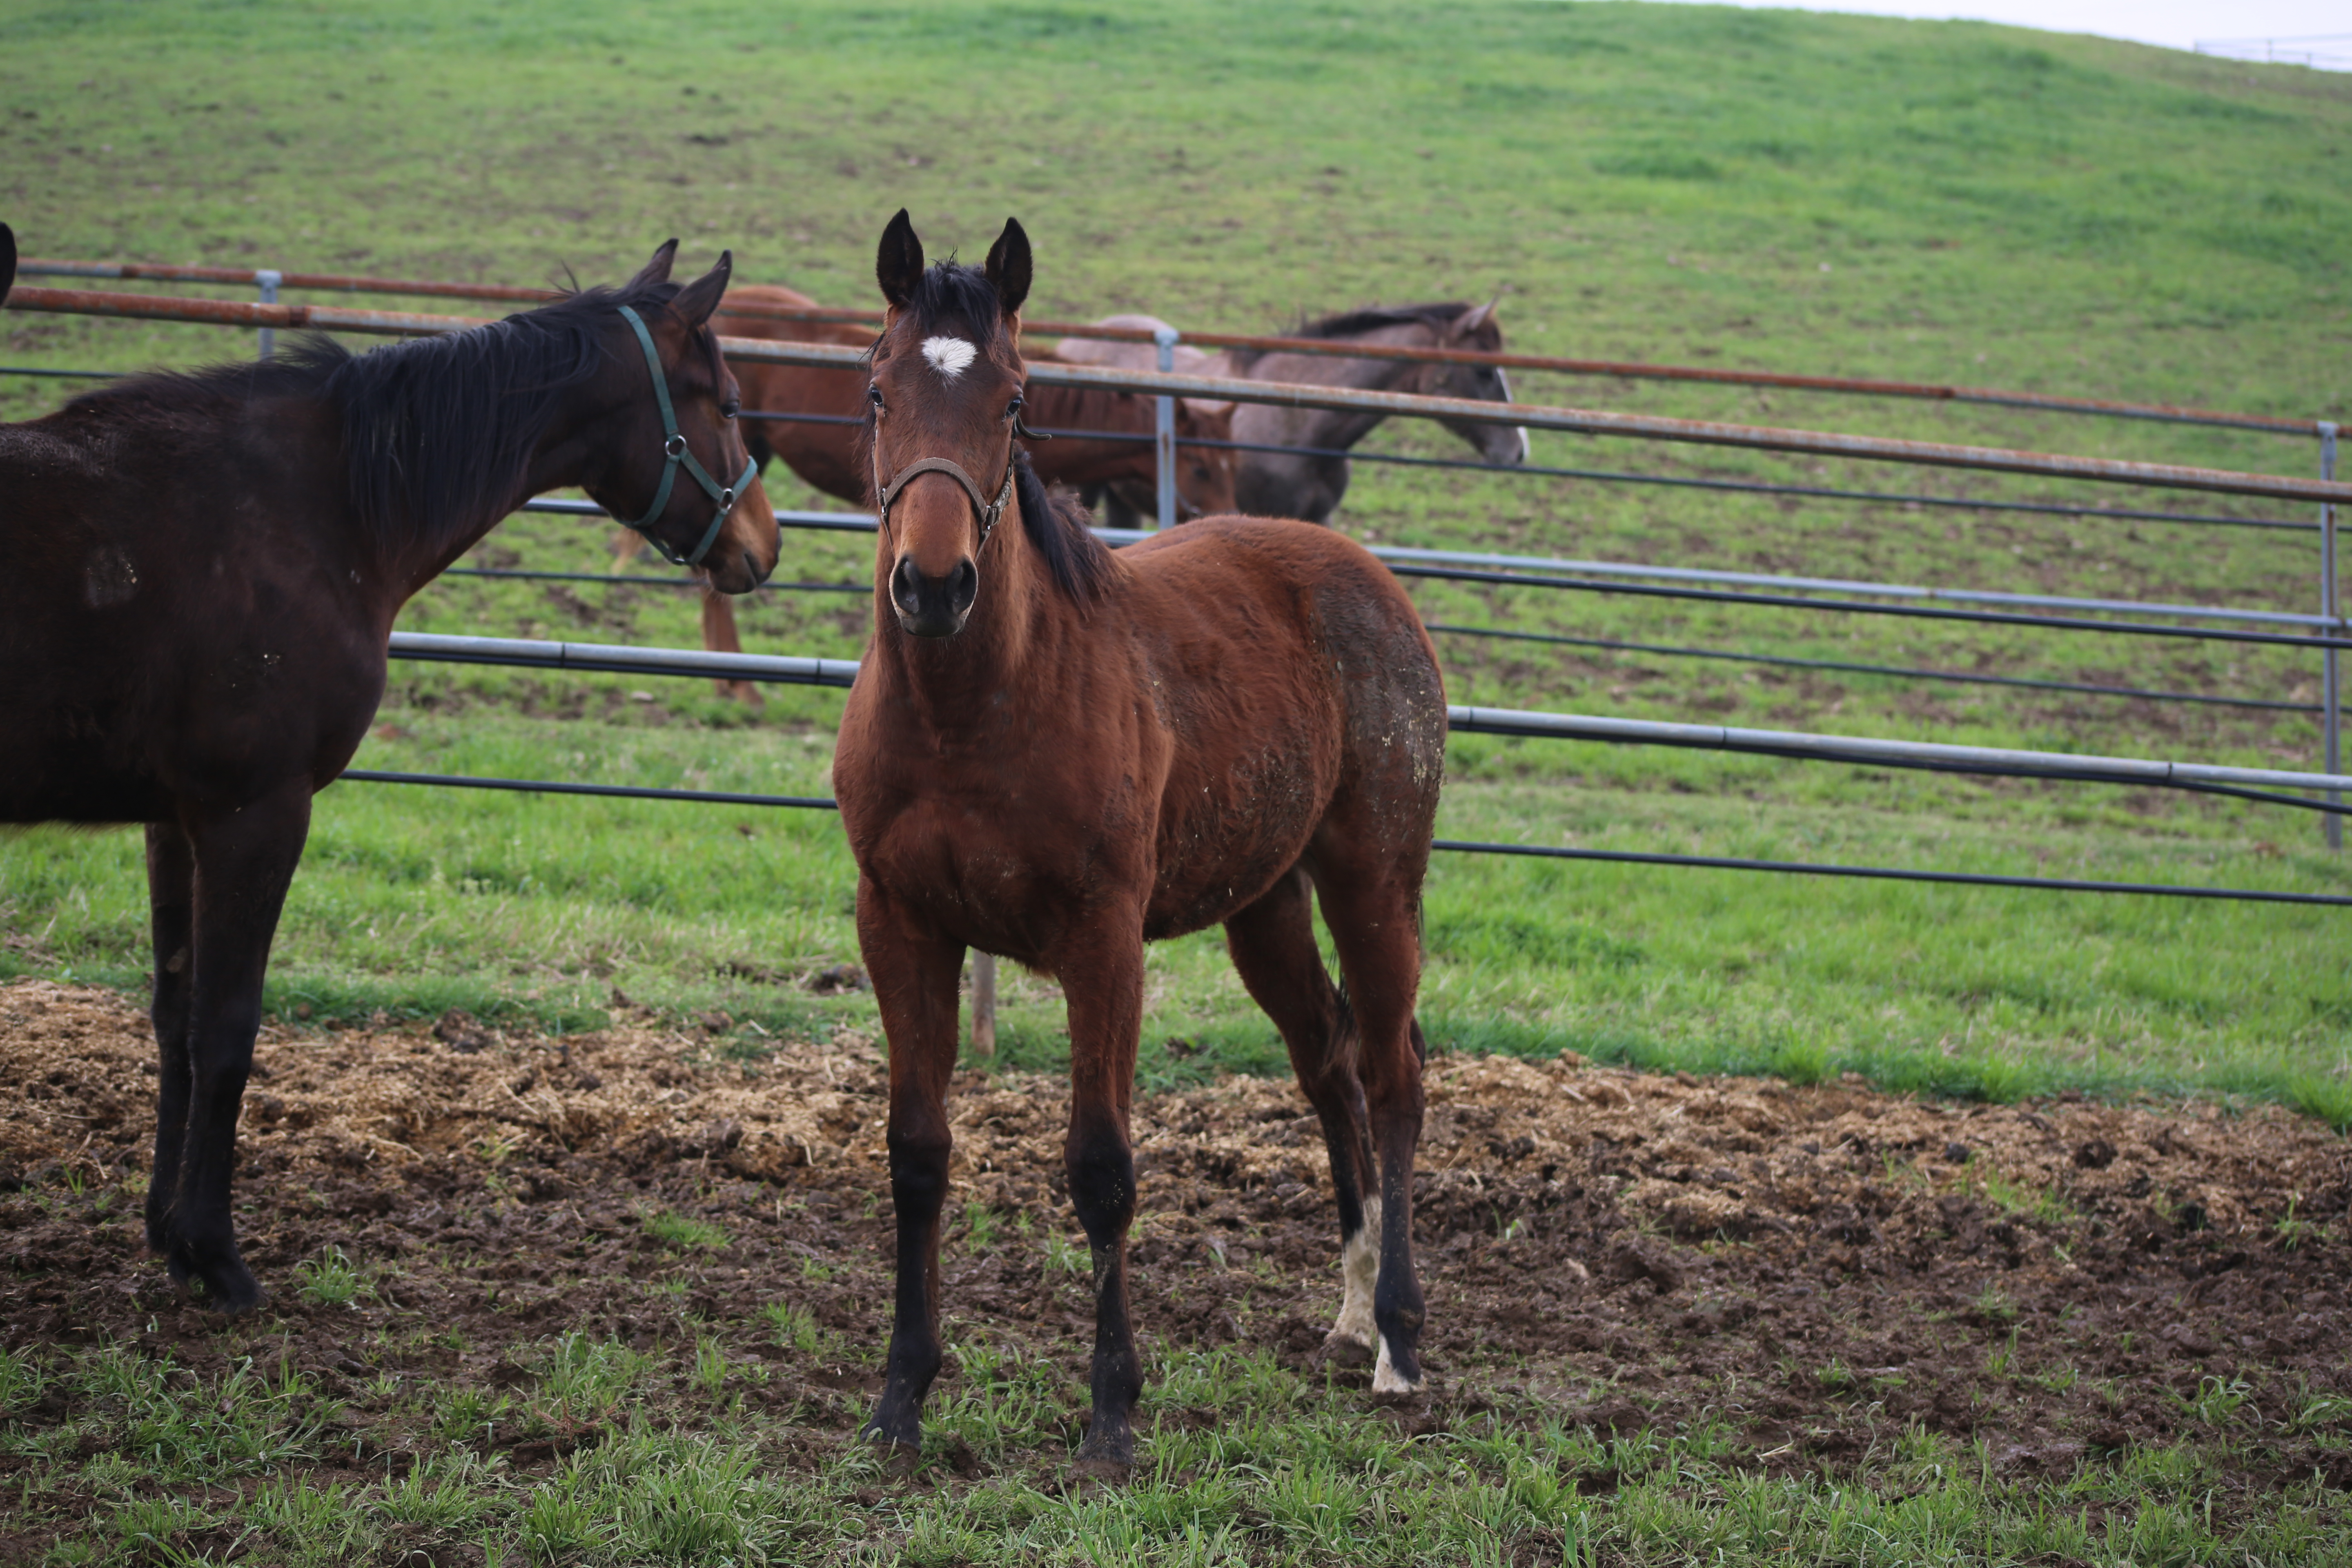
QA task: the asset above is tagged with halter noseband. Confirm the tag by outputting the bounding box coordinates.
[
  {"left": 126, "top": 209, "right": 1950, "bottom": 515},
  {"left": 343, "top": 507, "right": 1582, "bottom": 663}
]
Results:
[
  {"left": 869, "top": 397, "right": 1028, "bottom": 555},
  {"left": 615, "top": 304, "right": 762, "bottom": 569}
]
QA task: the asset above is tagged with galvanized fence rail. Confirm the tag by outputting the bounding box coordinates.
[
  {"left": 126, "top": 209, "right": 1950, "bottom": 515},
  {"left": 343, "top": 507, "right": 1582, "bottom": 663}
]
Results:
[{"left": 369, "top": 629, "right": 2352, "bottom": 904}]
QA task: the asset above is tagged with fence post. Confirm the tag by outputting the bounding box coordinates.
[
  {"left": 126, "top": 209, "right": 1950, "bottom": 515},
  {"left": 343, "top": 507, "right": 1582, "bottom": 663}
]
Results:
[
  {"left": 254, "top": 269, "right": 283, "bottom": 361},
  {"left": 969, "top": 952, "right": 996, "bottom": 1059},
  {"left": 2324, "top": 421, "right": 2341, "bottom": 850},
  {"left": 1154, "top": 325, "right": 1180, "bottom": 531}
]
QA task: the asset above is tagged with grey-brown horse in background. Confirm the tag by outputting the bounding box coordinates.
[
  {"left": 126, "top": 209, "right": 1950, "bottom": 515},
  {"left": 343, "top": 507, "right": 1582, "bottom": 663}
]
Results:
[{"left": 1054, "top": 301, "right": 1528, "bottom": 526}]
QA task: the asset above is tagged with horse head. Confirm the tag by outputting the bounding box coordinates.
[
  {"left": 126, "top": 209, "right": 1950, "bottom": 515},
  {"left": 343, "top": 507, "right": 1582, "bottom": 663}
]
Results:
[
  {"left": 596, "top": 240, "right": 779, "bottom": 595},
  {"left": 1173, "top": 397, "right": 1239, "bottom": 518},
  {"left": 1, "top": 223, "right": 15, "bottom": 307},
  {"left": 1417, "top": 298, "right": 1530, "bottom": 467},
  {"left": 869, "top": 209, "right": 1034, "bottom": 638}
]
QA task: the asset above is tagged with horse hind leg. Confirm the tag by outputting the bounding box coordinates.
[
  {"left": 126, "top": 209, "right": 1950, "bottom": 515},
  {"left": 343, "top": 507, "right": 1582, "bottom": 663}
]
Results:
[
  {"left": 1306, "top": 861, "right": 1431, "bottom": 1396},
  {"left": 1222, "top": 868, "right": 1381, "bottom": 1362}
]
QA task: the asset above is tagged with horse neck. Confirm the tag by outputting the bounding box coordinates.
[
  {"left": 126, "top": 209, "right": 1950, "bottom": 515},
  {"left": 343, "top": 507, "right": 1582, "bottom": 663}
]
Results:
[
  {"left": 1263, "top": 324, "right": 1443, "bottom": 446},
  {"left": 378, "top": 360, "right": 625, "bottom": 601}
]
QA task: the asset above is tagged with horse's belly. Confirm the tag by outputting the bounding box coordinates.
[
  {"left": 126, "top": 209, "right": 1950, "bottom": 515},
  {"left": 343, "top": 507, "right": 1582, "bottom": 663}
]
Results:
[{"left": 1142, "top": 753, "right": 1333, "bottom": 939}]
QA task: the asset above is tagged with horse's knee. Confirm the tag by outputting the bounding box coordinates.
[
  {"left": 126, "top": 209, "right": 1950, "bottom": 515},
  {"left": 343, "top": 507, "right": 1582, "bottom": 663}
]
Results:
[
  {"left": 1065, "top": 1129, "right": 1136, "bottom": 1242},
  {"left": 885, "top": 1129, "right": 953, "bottom": 1211}
]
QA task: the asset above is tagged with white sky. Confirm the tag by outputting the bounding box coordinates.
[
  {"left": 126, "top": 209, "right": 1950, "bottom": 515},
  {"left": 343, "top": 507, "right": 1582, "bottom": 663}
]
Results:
[{"left": 1658, "top": 0, "right": 2350, "bottom": 63}]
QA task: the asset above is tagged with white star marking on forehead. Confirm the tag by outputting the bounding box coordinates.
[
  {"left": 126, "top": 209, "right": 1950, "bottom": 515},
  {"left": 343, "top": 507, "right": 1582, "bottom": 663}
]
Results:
[{"left": 921, "top": 336, "right": 978, "bottom": 379}]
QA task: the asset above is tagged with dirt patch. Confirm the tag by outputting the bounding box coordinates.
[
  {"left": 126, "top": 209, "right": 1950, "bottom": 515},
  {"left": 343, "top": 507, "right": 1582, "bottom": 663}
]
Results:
[{"left": 3, "top": 978, "right": 2349, "bottom": 1488}]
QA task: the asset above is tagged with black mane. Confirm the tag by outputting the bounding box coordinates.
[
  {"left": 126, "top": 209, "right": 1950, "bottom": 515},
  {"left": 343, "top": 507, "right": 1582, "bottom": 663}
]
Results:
[
  {"left": 1011, "top": 449, "right": 1116, "bottom": 604},
  {"left": 1295, "top": 301, "right": 1476, "bottom": 340},
  {"left": 1228, "top": 301, "right": 1475, "bottom": 372},
  {"left": 67, "top": 274, "right": 695, "bottom": 555}
]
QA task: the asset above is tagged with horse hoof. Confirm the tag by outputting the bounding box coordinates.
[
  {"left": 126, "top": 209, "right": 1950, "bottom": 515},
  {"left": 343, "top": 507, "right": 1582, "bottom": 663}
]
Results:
[
  {"left": 177, "top": 1253, "right": 264, "bottom": 1315},
  {"left": 1065, "top": 1454, "right": 1133, "bottom": 1489},
  {"left": 1317, "top": 1331, "right": 1375, "bottom": 1369},
  {"left": 858, "top": 1415, "right": 923, "bottom": 1468}
]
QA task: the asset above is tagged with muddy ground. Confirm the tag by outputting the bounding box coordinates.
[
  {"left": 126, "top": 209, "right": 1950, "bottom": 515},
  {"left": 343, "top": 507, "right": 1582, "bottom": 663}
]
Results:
[{"left": 2, "top": 978, "right": 2348, "bottom": 1498}]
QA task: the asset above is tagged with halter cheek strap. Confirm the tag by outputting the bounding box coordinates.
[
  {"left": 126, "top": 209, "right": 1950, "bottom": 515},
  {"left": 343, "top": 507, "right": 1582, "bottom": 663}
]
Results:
[{"left": 615, "top": 304, "right": 762, "bottom": 569}]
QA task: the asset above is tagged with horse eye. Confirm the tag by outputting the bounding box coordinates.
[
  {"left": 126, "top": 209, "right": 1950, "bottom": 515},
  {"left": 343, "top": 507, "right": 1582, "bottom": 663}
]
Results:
[
  {"left": 721, "top": 397, "right": 740, "bottom": 421},
  {"left": 1006, "top": 396, "right": 1024, "bottom": 420},
  {"left": 868, "top": 386, "right": 885, "bottom": 408}
]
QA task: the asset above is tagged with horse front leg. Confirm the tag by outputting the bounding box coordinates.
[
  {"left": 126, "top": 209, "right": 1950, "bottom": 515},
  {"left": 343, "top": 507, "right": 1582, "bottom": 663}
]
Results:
[
  {"left": 855, "top": 880, "right": 966, "bottom": 1460},
  {"left": 165, "top": 777, "right": 312, "bottom": 1313},
  {"left": 143, "top": 823, "right": 197, "bottom": 1258},
  {"left": 1058, "top": 921, "right": 1147, "bottom": 1479}
]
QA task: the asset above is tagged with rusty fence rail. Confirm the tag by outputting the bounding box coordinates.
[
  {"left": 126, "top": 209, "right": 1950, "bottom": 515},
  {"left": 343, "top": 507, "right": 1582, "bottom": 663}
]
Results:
[{"left": 16, "top": 254, "right": 2324, "bottom": 434}]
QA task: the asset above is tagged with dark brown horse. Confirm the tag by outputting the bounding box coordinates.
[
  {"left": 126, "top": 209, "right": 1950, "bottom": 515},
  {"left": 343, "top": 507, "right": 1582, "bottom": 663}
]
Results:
[
  {"left": 833, "top": 212, "right": 1445, "bottom": 1477},
  {"left": 0, "top": 238, "right": 776, "bottom": 1311},
  {"left": 1060, "top": 304, "right": 1529, "bottom": 526},
  {"left": 641, "top": 281, "right": 1238, "bottom": 701}
]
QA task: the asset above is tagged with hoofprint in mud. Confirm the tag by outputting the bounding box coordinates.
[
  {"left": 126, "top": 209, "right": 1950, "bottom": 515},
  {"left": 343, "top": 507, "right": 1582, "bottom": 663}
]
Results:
[{"left": 3, "top": 977, "right": 2348, "bottom": 1485}]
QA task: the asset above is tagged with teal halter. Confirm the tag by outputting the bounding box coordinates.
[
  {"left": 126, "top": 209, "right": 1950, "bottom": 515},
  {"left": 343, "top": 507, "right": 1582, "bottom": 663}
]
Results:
[{"left": 615, "top": 304, "right": 761, "bottom": 568}]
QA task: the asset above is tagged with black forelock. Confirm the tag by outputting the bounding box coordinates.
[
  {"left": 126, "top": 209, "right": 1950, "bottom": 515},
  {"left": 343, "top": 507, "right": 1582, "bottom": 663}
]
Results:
[
  {"left": 896, "top": 258, "right": 1011, "bottom": 349},
  {"left": 66, "top": 270, "right": 700, "bottom": 555},
  {"left": 1011, "top": 450, "right": 1115, "bottom": 605}
]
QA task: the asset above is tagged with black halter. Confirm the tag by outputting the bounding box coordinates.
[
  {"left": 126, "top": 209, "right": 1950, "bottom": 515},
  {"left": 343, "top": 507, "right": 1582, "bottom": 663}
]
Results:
[{"left": 615, "top": 304, "right": 760, "bottom": 568}]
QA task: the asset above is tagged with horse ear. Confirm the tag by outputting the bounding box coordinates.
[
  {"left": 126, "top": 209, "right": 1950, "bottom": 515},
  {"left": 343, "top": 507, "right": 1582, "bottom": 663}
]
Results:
[
  {"left": 629, "top": 239, "right": 680, "bottom": 291},
  {"left": 984, "top": 218, "right": 1032, "bottom": 318},
  {"left": 1454, "top": 299, "right": 1497, "bottom": 335},
  {"left": 0, "top": 223, "right": 13, "bottom": 307},
  {"left": 877, "top": 209, "right": 923, "bottom": 310},
  {"left": 671, "top": 249, "right": 731, "bottom": 327}
]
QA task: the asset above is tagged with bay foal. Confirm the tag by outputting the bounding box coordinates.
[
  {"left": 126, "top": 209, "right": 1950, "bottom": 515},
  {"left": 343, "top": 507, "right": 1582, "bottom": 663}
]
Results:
[
  {"left": 0, "top": 240, "right": 775, "bottom": 1310},
  {"left": 833, "top": 212, "right": 1446, "bottom": 1476}
]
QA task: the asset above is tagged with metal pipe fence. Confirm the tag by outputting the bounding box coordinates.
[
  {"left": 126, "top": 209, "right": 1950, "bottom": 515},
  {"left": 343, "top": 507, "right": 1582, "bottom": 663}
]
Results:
[
  {"left": 517, "top": 496, "right": 2347, "bottom": 649},
  {"left": 14, "top": 278, "right": 2350, "bottom": 861},
  {"left": 366, "top": 629, "right": 2352, "bottom": 903},
  {"left": 385, "top": 630, "right": 2352, "bottom": 806},
  {"left": 1421, "top": 624, "right": 2336, "bottom": 715},
  {"left": 738, "top": 407, "right": 2310, "bottom": 534},
  {"left": 457, "top": 509, "right": 2328, "bottom": 714}
]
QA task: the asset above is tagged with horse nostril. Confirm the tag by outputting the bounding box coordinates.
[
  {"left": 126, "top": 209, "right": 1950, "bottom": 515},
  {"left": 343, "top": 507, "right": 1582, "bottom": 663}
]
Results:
[
  {"left": 949, "top": 558, "right": 978, "bottom": 615},
  {"left": 892, "top": 556, "right": 924, "bottom": 616}
]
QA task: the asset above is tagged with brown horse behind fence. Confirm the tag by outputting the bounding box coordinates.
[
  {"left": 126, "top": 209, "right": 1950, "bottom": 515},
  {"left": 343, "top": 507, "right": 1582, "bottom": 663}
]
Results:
[
  {"left": 832, "top": 211, "right": 1445, "bottom": 1479},
  {"left": 0, "top": 236, "right": 775, "bottom": 1311},
  {"left": 629, "top": 282, "right": 1238, "bottom": 701}
]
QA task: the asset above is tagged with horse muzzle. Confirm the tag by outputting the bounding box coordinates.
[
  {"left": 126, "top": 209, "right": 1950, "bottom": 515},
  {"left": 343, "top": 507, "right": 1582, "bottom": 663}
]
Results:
[{"left": 891, "top": 554, "right": 978, "bottom": 639}]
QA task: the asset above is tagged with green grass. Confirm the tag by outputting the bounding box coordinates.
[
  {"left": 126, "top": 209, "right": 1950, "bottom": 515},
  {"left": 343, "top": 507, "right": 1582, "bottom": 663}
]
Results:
[
  {"left": 7, "top": 1331, "right": 2348, "bottom": 1565},
  {"left": 643, "top": 1209, "right": 733, "bottom": 1253},
  {"left": 4, "top": 0, "right": 2352, "bottom": 1556}
]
